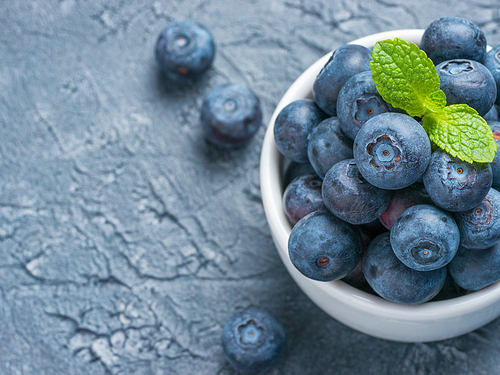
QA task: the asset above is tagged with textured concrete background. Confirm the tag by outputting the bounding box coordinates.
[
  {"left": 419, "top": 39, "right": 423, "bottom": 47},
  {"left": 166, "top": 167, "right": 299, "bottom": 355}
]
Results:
[{"left": 2, "top": 1, "right": 500, "bottom": 374}]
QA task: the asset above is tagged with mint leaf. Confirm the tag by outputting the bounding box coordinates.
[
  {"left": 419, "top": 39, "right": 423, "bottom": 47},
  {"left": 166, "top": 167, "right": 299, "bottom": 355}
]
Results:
[
  {"left": 371, "top": 38, "right": 441, "bottom": 117},
  {"left": 422, "top": 105, "right": 497, "bottom": 163},
  {"left": 424, "top": 90, "right": 447, "bottom": 113}
]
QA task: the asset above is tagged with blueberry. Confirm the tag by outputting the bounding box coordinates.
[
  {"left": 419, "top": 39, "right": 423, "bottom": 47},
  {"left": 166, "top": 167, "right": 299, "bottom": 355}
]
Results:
[
  {"left": 155, "top": 20, "right": 215, "bottom": 82},
  {"left": 322, "top": 159, "right": 391, "bottom": 225},
  {"left": 342, "top": 227, "right": 373, "bottom": 292},
  {"left": 436, "top": 59, "right": 496, "bottom": 116},
  {"left": 421, "top": 17, "right": 487, "bottom": 65},
  {"left": 337, "top": 71, "right": 392, "bottom": 140},
  {"left": 448, "top": 244, "right": 500, "bottom": 291},
  {"left": 283, "top": 161, "right": 316, "bottom": 188},
  {"left": 379, "top": 184, "right": 432, "bottom": 230},
  {"left": 485, "top": 46, "right": 500, "bottom": 106},
  {"left": 201, "top": 83, "right": 263, "bottom": 148},
  {"left": 288, "top": 210, "right": 362, "bottom": 281},
  {"left": 222, "top": 308, "right": 286, "bottom": 374},
  {"left": 484, "top": 105, "right": 498, "bottom": 121},
  {"left": 363, "top": 232, "right": 447, "bottom": 305},
  {"left": 274, "top": 100, "right": 327, "bottom": 163},
  {"left": 359, "top": 218, "right": 388, "bottom": 237},
  {"left": 307, "top": 117, "right": 353, "bottom": 178},
  {"left": 453, "top": 188, "right": 500, "bottom": 250},
  {"left": 283, "top": 174, "right": 326, "bottom": 226},
  {"left": 353, "top": 113, "right": 431, "bottom": 190},
  {"left": 423, "top": 150, "right": 492, "bottom": 212},
  {"left": 488, "top": 121, "right": 500, "bottom": 187},
  {"left": 431, "top": 272, "right": 466, "bottom": 301},
  {"left": 390, "top": 204, "right": 460, "bottom": 271},
  {"left": 313, "top": 44, "right": 372, "bottom": 116}
]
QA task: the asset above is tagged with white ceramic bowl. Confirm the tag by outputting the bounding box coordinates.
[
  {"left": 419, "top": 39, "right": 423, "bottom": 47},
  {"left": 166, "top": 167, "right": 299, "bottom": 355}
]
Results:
[{"left": 260, "top": 29, "right": 500, "bottom": 342}]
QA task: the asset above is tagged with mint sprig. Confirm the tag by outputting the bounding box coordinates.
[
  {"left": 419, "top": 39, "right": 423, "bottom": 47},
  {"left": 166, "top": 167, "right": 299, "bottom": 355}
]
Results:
[{"left": 370, "top": 37, "right": 496, "bottom": 163}]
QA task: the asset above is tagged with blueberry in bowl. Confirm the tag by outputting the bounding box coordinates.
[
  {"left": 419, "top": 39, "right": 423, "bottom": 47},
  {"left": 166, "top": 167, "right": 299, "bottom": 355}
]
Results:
[{"left": 260, "top": 28, "right": 500, "bottom": 342}]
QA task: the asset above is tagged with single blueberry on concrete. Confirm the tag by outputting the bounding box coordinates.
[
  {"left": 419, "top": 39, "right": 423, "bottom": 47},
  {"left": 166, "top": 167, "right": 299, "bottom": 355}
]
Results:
[
  {"left": 379, "top": 184, "right": 432, "bottom": 230},
  {"left": 283, "top": 161, "right": 316, "bottom": 188},
  {"left": 222, "top": 308, "right": 285, "bottom": 374},
  {"left": 363, "top": 232, "right": 447, "bottom": 305},
  {"left": 283, "top": 174, "right": 326, "bottom": 226},
  {"left": 288, "top": 210, "right": 362, "bottom": 281},
  {"left": 274, "top": 99, "right": 327, "bottom": 163},
  {"left": 436, "top": 59, "right": 496, "bottom": 117},
  {"left": 201, "top": 83, "right": 262, "bottom": 148},
  {"left": 337, "top": 71, "right": 392, "bottom": 140},
  {"left": 353, "top": 113, "right": 431, "bottom": 190},
  {"left": 485, "top": 45, "right": 500, "bottom": 106},
  {"left": 453, "top": 188, "right": 500, "bottom": 250},
  {"left": 390, "top": 204, "right": 460, "bottom": 271},
  {"left": 423, "top": 150, "right": 492, "bottom": 212},
  {"left": 449, "top": 244, "right": 500, "bottom": 291},
  {"left": 488, "top": 121, "right": 500, "bottom": 187},
  {"left": 313, "top": 44, "right": 372, "bottom": 116},
  {"left": 307, "top": 117, "right": 353, "bottom": 178},
  {"left": 421, "top": 17, "right": 487, "bottom": 65},
  {"left": 322, "top": 159, "right": 391, "bottom": 225},
  {"left": 155, "top": 20, "right": 215, "bottom": 82}
]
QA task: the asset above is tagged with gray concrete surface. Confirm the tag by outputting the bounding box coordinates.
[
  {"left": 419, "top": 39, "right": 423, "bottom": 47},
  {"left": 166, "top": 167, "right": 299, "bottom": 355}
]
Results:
[{"left": 2, "top": 0, "right": 500, "bottom": 374}]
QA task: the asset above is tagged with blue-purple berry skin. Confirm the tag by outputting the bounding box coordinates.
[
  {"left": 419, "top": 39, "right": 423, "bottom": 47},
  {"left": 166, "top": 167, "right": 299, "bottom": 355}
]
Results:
[
  {"left": 353, "top": 113, "right": 431, "bottom": 190},
  {"left": 484, "top": 105, "right": 499, "bottom": 121},
  {"left": 488, "top": 121, "right": 500, "bottom": 187},
  {"left": 274, "top": 99, "right": 327, "bottom": 163},
  {"left": 436, "top": 59, "right": 496, "bottom": 117},
  {"left": 313, "top": 44, "right": 372, "bottom": 116},
  {"left": 453, "top": 188, "right": 500, "bottom": 250},
  {"left": 155, "top": 20, "right": 215, "bottom": 82},
  {"left": 283, "top": 174, "right": 326, "bottom": 226},
  {"left": 431, "top": 272, "right": 466, "bottom": 301},
  {"left": 448, "top": 244, "right": 500, "bottom": 291},
  {"left": 222, "top": 308, "right": 286, "bottom": 374},
  {"left": 322, "top": 159, "right": 391, "bottom": 225},
  {"left": 390, "top": 204, "right": 460, "bottom": 271},
  {"left": 307, "top": 117, "right": 353, "bottom": 178},
  {"left": 201, "top": 83, "right": 262, "bottom": 148},
  {"left": 485, "top": 46, "right": 500, "bottom": 106},
  {"left": 363, "top": 232, "right": 447, "bottom": 305},
  {"left": 288, "top": 210, "right": 362, "bottom": 282},
  {"left": 421, "top": 17, "right": 487, "bottom": 65},
  {"left": 423, "top": 150, "right": 492, "bottom": 212},
  {"left": 337, "top": 71, "right": 392, "bottom": 140},
  {"left": 283, "top": 161, "right": 316, "bottom": 188}
]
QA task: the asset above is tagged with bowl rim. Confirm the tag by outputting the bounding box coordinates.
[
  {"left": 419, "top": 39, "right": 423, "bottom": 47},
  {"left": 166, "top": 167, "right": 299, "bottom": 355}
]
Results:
[{"left": 260, "top": 28, "right": 500, "bottom": 321}]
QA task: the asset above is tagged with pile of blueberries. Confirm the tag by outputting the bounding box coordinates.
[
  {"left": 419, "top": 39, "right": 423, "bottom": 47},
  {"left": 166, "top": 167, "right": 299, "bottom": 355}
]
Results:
[
  {"left": 278, "top": 17, "right": 500, "bottom": 306},
  {"left": 155, "top": 21, "right": 284, "bottom": 374}
]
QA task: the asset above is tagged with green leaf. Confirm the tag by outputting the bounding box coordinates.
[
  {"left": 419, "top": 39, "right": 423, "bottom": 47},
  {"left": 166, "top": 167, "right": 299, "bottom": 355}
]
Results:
[
  {"left": 424, "top": 90, "right": 447, "bottom": 113},
  {"left": 370, "top": 38, "right": 441, "bottom": 117},
  {"left": 422, "top": 104, "right": 497, "bottom": 163}
]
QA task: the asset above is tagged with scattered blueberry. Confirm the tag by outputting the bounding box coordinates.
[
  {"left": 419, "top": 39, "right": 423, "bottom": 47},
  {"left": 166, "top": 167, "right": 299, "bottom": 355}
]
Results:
[
  {"left": 363, "top": 232, "right": 447, "bottom": 305},
  {"left": 353, "top": 113, "right": 431, "bottom": 190},
  {"left": 274, "top": 99, "right": 327, "bottom": 163},
  {"left": 423, "top": 150, "right": 492, "bottom": 212},
  {"left": 337, "top": 71, "right": 392, "bottom": 140},
  {"left": 449, "top": 244, "right": 500, "bottom": 291},
  {"left": 313, "top": 44, "right": 372, "bottom": 116},
  {"left": 201, "top": 83, "right": 262, "bottom": 148},
  {"left": 288, "top": 210, "right": 362, "bottom": 281},
  {"left": 485, "top": 45, "right": 500, "bottom": 106},
  {"left": 390, "top": 204, "right": 460, "bottom": 271},
  {"left": 379, "top": 184, "right": 432, "bottom": 230},
  {"left": 421, "top": 17, "right": 487, "bottom": 65},
  {"left": 222, "top": 308, "right": 286, "bottom": 374},
  {"left": 307, "top": 117, "right": 353, "bottom": 178},
  {"left": 436, "top": 59, "right": 496, "bottom": 117},
  {"left": 453, "top": 188, "right": 500, "bottom": 250},
  {"left": 322, "top": 159, "right": 391, "bottom": 225},
  {"left": 155, "top": 20, "right": 215, "bottom": 82},
  {"left": 283, "top": 174, "right": 326, "bottom": 226}
]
